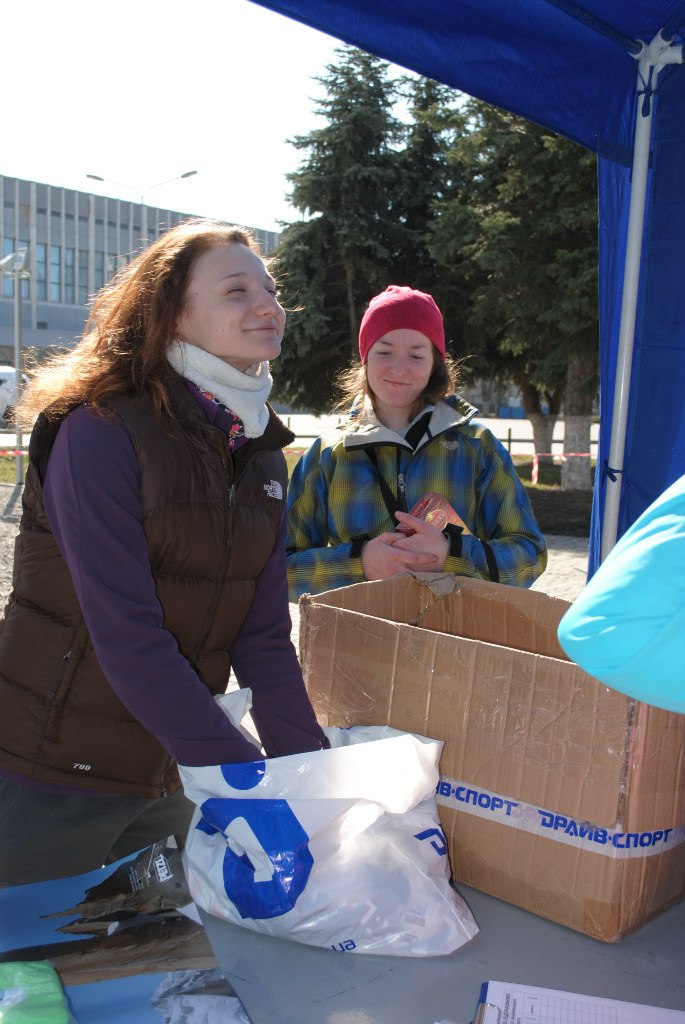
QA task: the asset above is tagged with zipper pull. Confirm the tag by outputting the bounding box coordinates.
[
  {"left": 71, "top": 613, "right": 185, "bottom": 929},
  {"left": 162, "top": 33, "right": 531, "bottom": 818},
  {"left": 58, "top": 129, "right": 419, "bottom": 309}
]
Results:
[
  {"left": 397, "top": 473, "right": 406, "bottom": 498},
  {"left": 227, "top": 483, "right": 236, "bottom": 507}
]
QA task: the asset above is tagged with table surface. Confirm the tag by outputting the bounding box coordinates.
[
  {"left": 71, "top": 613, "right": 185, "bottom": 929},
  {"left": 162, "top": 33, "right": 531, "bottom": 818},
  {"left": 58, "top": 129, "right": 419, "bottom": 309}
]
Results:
[{"left": 201, "top": 887, "right": 685, "bottom": 1024}]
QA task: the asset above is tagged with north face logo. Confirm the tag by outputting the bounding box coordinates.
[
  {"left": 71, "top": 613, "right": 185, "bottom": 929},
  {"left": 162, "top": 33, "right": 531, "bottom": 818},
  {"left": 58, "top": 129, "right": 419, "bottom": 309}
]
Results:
[{"left": 264, "top": 480, "right": 283, "bottom": 500}]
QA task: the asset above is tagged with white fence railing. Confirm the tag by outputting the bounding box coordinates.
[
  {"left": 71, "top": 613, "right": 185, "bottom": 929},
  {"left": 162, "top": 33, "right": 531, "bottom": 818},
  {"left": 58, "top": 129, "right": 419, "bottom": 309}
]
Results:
[{"left": 282, "top": 415, "right": 599, "bottom": 458}]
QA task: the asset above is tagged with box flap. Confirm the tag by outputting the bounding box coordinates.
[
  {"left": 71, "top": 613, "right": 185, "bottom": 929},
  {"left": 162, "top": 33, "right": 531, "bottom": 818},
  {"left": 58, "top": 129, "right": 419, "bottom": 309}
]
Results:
[
  {"left": 306, "top": 573, "right": 571, "bottom": 660},
  {"left": 300, "top": 600, "right": 628, "bottom": 825}
]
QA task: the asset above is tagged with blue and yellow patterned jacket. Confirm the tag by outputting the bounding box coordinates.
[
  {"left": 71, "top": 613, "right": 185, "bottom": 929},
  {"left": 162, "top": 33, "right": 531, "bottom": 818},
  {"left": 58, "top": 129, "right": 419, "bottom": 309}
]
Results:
[{"left": 286, "top": 395, "right": 547, "bottom": 601}]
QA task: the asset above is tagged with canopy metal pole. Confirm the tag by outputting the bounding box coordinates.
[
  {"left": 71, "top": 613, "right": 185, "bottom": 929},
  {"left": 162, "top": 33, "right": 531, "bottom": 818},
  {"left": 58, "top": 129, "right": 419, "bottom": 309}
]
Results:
[{"left": 601, "top": 33, "right": 683, "bottom": 562}]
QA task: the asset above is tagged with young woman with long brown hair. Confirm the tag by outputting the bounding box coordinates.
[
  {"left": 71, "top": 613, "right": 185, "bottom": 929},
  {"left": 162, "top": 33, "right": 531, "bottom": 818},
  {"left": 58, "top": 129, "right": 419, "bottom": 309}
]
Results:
[{"left": 0, "top": 218, "right": 327, "bottom": 885}]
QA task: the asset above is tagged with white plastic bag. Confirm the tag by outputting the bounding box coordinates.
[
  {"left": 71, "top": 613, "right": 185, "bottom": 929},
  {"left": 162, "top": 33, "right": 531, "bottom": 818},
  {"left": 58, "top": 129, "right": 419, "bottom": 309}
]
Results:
[{"left": 179, "top": 690, "right": 478, "bottom": 957}]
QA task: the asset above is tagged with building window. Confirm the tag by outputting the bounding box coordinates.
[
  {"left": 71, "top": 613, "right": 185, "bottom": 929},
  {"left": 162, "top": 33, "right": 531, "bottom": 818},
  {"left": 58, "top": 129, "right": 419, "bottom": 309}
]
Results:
[
  {"left": 49, "top": 245, "right": 61, "bottom": 302},
  {"left": 94, "top": 251, "right": 105, "bottom": 291},
  {"left": 36, "top": 243, "right": 47, "bottom": 300},
  {"left": 2, "top": 238, "right": 14, "bottom": 299},
  {"left": 19, "top": 239, "right": 29, "bottom": 300},
  {"left": 65, "top": 247, "right": 75, "bottom": 304},
  {"left": 77, "top": 250, "right": 88, "bottom": 305}
]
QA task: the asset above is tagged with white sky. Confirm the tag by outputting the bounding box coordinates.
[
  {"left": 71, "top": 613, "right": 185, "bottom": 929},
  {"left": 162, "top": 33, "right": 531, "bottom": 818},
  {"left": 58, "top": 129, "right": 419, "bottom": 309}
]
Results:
[{"left": 1, "top": 0, "right": 392, "bottom": 233}]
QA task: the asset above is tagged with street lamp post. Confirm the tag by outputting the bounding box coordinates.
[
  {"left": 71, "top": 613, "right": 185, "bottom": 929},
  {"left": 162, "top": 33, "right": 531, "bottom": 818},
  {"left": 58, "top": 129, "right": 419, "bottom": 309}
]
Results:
[
  {"left": 86, "top": 170, "right": 198, "bottom": 205},
  {"left": 86, "top": 171, "right": 198, "bottom": 239},
  {"left": 0, "top": 247, "right": 30, "bottom": 484}
]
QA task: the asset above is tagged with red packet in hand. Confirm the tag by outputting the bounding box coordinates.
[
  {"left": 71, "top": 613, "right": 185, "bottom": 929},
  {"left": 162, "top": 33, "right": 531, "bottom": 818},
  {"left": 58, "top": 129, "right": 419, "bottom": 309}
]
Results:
[{"left": 396, "top": 492, "right": 466, "bottom": 535}]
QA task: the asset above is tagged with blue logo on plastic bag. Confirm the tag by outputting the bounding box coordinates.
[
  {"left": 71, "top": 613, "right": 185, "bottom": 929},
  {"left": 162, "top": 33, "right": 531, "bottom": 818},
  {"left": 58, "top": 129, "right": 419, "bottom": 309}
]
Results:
[
  {"left": 197, "top": 796, "right": 313, "bottom": 920},
  {"left": 220, "top": 761, "right": 266, "bottom": 790}
]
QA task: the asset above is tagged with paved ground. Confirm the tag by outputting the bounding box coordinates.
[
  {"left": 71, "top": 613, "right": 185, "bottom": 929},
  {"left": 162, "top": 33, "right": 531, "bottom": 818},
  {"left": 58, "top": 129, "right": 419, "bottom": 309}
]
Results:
[
  {"left": 0, "top": 484, "right": 22, "bottom": 606},
  {"left": 529, "top": 534, "right": 590, "bottom": 602}
]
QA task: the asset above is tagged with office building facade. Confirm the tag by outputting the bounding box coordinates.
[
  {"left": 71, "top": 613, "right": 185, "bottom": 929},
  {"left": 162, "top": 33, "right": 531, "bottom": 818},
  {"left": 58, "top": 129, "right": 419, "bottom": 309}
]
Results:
[{"left": 0, "top": 174, "right": 280, "bottom": 365}]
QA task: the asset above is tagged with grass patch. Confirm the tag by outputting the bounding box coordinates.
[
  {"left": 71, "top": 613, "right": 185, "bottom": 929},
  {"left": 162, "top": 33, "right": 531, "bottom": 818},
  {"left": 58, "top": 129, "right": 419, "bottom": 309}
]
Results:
[{"left": 0, "top": 456, "right": 26, "bottom": 485}]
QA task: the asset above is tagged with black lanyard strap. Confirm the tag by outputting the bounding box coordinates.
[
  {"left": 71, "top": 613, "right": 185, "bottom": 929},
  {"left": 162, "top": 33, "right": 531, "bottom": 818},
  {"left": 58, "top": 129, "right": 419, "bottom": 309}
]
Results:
[{"left": 364, "top": 448, "right": 408, "bottom": 518}]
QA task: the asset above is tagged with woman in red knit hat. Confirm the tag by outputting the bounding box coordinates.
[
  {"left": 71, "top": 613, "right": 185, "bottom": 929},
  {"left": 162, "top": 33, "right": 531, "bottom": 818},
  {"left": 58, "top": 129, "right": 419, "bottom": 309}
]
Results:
[{"left": 286, "top": 285, "right": 547, "bottom": 601}]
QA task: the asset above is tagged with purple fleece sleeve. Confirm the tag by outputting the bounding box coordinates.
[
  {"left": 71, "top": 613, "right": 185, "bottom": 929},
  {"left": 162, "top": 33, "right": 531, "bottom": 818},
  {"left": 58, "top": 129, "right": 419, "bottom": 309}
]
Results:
[
  {"left": 43, "top": 405, "right": 262, "bottom": 766},
  {"left": 231, "top": 503, "right": 329, "bottom": 758}
]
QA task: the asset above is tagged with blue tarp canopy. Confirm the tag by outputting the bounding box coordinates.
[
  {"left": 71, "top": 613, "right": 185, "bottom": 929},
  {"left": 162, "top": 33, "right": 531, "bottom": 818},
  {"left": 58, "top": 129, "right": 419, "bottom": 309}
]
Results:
[{"left": 250, "top": 0, "right": 685, "bottom": 572}]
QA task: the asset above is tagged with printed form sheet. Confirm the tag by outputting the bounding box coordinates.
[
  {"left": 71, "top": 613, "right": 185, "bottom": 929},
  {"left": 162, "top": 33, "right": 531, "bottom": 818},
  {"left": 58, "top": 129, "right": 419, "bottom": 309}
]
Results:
[{"left": 475, "top": 980, "right": 685, "bottom": 1024}]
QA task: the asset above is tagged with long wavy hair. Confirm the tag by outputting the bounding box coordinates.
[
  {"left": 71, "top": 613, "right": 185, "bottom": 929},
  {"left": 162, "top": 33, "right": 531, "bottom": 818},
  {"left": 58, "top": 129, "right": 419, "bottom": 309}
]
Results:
[
  {"left": 18, "top": 219, "right": 260, "bottom": 429},
  {"left": 333, "top": 348, "right": 462, "bottom": 422}
]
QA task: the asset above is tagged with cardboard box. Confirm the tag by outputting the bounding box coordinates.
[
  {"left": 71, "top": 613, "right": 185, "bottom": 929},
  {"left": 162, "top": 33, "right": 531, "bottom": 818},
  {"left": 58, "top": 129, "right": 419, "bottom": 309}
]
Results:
[{"left": 299, "top": 573, "right": 685, "bottom": 941}]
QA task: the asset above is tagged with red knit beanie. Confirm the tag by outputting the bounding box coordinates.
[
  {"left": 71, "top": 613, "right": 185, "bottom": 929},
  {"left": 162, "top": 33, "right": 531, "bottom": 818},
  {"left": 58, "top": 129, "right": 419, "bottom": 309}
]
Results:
[{"left": 358, "top": 285, "right": 445, "bottom": 364}]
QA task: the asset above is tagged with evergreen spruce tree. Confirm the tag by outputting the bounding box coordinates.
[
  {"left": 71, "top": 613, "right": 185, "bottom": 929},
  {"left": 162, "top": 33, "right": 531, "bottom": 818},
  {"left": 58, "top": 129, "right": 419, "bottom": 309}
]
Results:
[
  {"left": 430, "top": 99, "right": 598, "bottom": 480},
  {"left": 389, "top": 78, "right": 472, "bottom": 356},
  {"left": 273, "top": 46, "right": 401, "bottom": 412}
]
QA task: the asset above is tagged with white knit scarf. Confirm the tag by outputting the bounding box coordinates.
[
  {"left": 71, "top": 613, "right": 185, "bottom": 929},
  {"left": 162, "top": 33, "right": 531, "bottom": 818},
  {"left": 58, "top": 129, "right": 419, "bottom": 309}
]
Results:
[{"left": 167, "top": 340, "right": 272, "bottom": 438}]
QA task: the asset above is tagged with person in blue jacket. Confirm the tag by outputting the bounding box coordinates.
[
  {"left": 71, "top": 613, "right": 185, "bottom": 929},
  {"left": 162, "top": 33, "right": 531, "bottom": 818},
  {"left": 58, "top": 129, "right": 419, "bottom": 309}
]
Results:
[{"left": 557, "top": 473, "right": 685, "bottom": 713}]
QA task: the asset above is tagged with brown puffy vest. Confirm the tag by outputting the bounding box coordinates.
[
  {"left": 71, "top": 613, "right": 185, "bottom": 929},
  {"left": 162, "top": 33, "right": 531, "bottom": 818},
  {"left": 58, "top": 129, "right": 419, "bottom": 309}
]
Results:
[{"left": 0, "top": 377, "right": 293, "bottom": 797}]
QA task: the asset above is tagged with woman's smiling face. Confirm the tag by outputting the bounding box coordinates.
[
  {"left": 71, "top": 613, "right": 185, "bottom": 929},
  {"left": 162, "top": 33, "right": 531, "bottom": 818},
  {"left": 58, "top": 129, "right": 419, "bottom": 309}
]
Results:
[
  {"left": 365, "top": 328, "right": 434, "bottom": 424},
  {"left": 175, "top": 243, "right": 285, "bottom": 371}
]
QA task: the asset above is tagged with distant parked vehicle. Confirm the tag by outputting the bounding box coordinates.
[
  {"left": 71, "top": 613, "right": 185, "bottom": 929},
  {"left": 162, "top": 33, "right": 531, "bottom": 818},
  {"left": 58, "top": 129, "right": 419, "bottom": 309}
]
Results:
[{"left": 0, "top": 365, "right": 27, "bottom": 426}]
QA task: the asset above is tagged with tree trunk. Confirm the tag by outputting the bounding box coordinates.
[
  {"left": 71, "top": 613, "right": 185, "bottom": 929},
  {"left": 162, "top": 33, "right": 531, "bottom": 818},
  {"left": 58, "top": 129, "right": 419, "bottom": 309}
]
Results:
[
  {"left": 561, "top": 351, "right": 594, "bottom": 490},
  {"left": 562, "top": 416, "right": 593, "bottom": 489},
  {"left": 517, "top": 375, "right": 560, "bottom": 464},
  {"left": 528, "top": 412, "right": 558, "bottom": 463}
]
